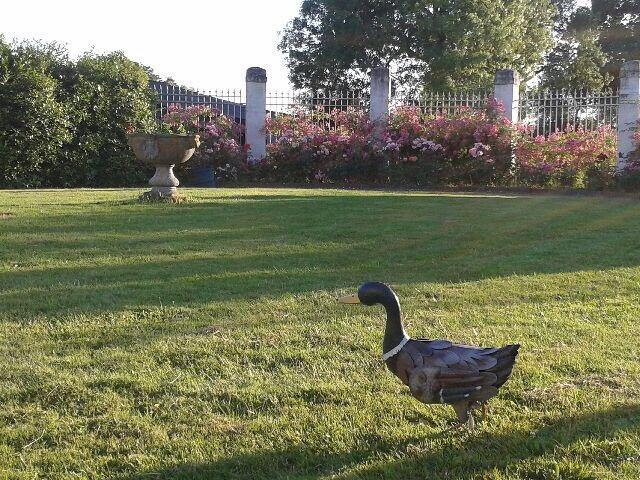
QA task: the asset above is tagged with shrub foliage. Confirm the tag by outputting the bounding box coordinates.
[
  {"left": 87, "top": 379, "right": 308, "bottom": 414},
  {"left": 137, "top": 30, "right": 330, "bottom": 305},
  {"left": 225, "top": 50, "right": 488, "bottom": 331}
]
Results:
[
  {"left": 250, "top": 100, "right": 618, "bottom": 189},
  {"left": 0, "top": 37, "right": 155, "bottom": 188},
  {"left": 0, "top": 35, "right": 630, "bottom": 190}
]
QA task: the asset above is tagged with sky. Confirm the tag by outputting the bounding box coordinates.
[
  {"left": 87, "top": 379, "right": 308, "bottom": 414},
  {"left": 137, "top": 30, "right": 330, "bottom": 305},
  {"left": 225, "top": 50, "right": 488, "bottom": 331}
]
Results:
[
  {"left": 1, "top": 0, "right": 593, "bottom": 92},
  {"left": 0, "top": 0, "right": 303, "bottom": 91}
]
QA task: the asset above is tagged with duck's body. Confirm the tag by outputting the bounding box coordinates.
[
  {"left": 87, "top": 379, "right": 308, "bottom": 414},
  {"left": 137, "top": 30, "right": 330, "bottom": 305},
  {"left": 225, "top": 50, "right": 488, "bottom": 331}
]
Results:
[
  {"left": 387, "top": 338, "right": 519, "bottom": 426},
  {"left": 340, "top": 282, "right": 519, "bottom": 427}
]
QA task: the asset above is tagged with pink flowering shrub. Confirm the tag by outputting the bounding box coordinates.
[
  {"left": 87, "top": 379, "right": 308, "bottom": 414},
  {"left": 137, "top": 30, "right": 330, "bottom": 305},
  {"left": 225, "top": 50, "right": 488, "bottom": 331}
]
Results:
[
  {"left": 514, "top": 126, "right": 616, "bottom": 189},
  {"left": 161, "top": 102, "right": 620, "bottom": 190},
  {"left": 379, "top": 99, "right": 513, "bottom": 185},
  {"left": 161, "top": 104, "right": 211, "bottom": 134},
  {"left": 260, "top": 99, "right": 514, "bottom": 186},
  {"left": 161, "top": 104, "right": 247, "bottom": 182},
  {"left": 260, "top": 107, "right": 381, "bottom": 183}
]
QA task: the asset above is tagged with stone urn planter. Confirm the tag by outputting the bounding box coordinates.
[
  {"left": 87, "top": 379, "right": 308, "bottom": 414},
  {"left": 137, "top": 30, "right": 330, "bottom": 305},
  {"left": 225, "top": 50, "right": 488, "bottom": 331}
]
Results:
[{"left": 127, "top": 133, "right": 200, "bottom": 200}]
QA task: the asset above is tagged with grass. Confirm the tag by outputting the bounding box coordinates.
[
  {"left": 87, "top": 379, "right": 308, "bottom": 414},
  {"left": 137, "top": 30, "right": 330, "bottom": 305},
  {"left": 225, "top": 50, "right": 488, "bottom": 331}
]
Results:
[{"left": 0, "top": 187, "right": 639, "bottom": 480}]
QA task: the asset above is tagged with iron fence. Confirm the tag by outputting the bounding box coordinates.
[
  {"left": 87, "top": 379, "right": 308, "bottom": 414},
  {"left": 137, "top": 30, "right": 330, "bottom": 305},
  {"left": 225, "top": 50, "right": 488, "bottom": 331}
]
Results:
[
  {"left": 150, "top": 81, "right": 246, "bottom": 124},
  {"left": 266, "top": 91, "right": 369, "bottom": 120},
  {"left": 149, "top": 81, "right": 622, "bottom": 143},
  {"left": 264, "top": 91, "right": 370, "bottom": 142},
  {"left": 518, "top": 89, "right": 618, "bottom": 137},
  {"left": 392, "top": 90, "right": 491, "bottom": 115}
]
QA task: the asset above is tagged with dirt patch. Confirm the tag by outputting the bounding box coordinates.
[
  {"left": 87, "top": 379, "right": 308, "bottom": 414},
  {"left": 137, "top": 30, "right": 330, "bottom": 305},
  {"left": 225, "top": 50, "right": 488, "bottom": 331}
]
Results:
[{"left": 0, "top": 213, "right": 13, "bottom": 220}]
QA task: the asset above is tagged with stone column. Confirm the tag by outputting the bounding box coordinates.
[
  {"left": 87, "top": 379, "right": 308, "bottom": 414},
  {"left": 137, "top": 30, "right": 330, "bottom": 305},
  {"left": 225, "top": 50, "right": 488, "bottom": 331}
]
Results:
[
  {"left": 493, "top": 69, "right": 520, "bottom": 123},
  {"left": 617, "top": 60, "right": 640, "bottom": 171},
  {"left": 370, "top": 66, "right": 390, "bottom": 130},
  {"left": 245, "top": 67, "right": 267, "bottom": 162}
]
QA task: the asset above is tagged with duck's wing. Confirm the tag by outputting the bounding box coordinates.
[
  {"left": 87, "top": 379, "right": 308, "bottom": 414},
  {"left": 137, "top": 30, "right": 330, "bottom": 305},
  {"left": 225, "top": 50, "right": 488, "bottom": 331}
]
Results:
[{"left": 391, "top": 339, "right": 518, "bottom": 405}]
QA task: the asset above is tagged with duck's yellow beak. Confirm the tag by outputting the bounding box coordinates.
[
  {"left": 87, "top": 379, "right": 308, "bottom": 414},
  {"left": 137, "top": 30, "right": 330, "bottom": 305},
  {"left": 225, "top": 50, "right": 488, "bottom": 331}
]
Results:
[{"left": 338, "top": 294, "right": 360, "bottom": 304}]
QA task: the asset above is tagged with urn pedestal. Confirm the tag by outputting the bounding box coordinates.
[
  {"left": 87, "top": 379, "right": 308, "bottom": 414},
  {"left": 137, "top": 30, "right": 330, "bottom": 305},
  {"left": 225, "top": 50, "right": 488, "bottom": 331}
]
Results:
[{"left": 127, "top": 133, "right": 200, "bottom": 200}]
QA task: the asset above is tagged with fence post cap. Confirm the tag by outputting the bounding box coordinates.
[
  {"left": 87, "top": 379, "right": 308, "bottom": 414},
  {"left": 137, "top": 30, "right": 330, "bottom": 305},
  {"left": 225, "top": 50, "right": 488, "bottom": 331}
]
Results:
[
  {"left": 620, "top": 60, "right": 640, "bottom": 77},
  {"left": 494, "top": 69, "right": 520, "bottom": 85},
  {"left": 246, "top": 67, "right": 267, "bottom": 83}
]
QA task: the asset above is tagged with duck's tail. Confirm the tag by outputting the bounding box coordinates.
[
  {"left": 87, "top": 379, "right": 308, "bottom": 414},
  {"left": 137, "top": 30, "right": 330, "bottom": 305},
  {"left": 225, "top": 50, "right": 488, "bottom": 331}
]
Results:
[{"left": 488, "top": 344, "right": 520, "bottom": 387}]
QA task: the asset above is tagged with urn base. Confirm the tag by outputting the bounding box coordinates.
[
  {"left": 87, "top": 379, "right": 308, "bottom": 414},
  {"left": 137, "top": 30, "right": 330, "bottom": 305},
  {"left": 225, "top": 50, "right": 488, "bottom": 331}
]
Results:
[{"left": 139, "top": 189, "right": 185, "bottom": 203}]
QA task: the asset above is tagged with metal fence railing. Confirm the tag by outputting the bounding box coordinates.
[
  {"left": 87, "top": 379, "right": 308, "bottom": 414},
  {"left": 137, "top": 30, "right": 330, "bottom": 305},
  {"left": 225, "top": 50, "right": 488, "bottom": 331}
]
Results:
[
  {"left": 264, "top": 91, "right": 370, "bottom": 143},
  {"left": 266, "top": 91, "right": 369, "bottom": 119},
  {"left": 518, "top": 89, "right": 618, "bottom": 137},
  {"left": 392, "top": 90, "right": 491, "bottom": 116},
  {"left": 149, "top": 81, "right": 622, "bottom": 142},
  {"left": 150, "top": 81, "right": 246, "bottom": 124}
]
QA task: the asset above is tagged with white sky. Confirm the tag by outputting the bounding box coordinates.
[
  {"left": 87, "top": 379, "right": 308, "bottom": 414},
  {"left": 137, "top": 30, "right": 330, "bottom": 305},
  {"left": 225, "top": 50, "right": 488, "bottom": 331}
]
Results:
[
  {"left": 0, "top": 0, "right": 303, "bottom": 91},
  {"left": 1, "top": 0, "right": 592, "bottom": 92}
]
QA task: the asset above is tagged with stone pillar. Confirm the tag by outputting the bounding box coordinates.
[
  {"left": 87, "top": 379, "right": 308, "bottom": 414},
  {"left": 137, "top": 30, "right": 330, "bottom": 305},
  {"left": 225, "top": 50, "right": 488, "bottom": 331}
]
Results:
[
  {"left": 370, "top": 66, "right": 390, "bottom": 127},
  {"left": 245, "top": 67, "right": 267, "bottom": 162},
  {"left": 493, "top": 69, "right": 520, "bottom": 123},
  {"left": 617, "top": 60, "right": 640, "bottom": 171}
]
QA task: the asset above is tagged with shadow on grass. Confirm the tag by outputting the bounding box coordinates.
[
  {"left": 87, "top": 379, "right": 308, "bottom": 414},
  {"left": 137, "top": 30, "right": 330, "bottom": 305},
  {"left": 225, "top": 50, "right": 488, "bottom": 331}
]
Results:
[
  {"left": 125, "top": 404, "right": 639, "bottom": 479},
  {"left": 2, "top": 192, "right": 640, "bottom": 317}
]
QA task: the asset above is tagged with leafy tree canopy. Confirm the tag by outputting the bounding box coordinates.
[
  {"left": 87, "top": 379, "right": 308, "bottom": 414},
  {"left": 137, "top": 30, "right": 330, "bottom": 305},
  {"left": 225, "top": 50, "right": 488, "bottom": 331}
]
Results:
[
  {"left": 592, "top": 0, "right": 640, "bottom": 73},
  {"left": 542, "top": 0, "right": 639, "bottom": 90},
  {"left": 540, "top": 6, "right": 612, "bottom": 91},
  {"left": 279, "top": 0, "right": 555, "bottom": 92}
]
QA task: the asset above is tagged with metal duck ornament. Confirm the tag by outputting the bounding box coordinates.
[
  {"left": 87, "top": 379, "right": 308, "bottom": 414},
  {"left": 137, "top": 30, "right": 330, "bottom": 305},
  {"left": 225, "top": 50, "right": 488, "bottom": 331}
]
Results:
[{"left": 340, "top": 282, "right": 519, "bottom": 428}]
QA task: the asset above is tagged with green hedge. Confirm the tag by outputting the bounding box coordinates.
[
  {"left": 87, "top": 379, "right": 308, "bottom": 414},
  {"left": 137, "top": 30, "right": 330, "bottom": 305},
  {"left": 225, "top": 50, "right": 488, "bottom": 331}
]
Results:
[{"left": 0, "top": 38, "right": 155, "bottom": 188}]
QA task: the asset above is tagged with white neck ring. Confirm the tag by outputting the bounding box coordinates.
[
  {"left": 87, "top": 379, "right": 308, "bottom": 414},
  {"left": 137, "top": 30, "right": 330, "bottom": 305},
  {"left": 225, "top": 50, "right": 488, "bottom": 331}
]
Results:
[{"left": 381, "top": 335, "right": 410, "bottom": 361}]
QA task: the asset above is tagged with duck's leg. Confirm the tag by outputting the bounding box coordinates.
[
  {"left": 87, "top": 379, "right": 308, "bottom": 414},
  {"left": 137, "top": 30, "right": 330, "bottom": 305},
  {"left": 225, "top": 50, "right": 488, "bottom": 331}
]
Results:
[
  {"left": 451, "top": 401, "right": 475, "bottom": 430},
  {"left": 467, "top": 413, "right": 475, "bottom": 429},
  {"left": 470, "top": 401, "right": 488, "bottom": 422}
]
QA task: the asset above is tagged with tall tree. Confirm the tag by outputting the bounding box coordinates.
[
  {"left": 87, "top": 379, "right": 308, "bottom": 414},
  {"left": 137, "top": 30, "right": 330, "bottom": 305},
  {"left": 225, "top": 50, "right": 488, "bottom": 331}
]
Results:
[
  {"left": 540, "top": 7, "right": 612, "bottom": 90},
  {"left": 279, "top": 0, "right": 554, "bottom": 92},
  {"left": 592, "top": 0, "right": 640, "bottom": 75}
]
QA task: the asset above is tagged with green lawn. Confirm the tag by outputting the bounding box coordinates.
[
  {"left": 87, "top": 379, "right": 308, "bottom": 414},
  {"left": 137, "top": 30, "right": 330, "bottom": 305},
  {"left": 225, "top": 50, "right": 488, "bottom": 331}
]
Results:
[{"left": 0, "top": 188, "right": 639, "bottom": 480}]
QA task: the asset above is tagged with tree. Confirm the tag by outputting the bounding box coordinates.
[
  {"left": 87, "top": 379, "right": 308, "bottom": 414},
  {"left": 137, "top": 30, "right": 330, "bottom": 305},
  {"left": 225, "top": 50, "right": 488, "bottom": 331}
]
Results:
[
  {"left": 592, "top": 0, "right": 640, "bottom": 75},
  {"left": 549, "top": 0, "right": 578, "bottom": 32},
  {"left": 540, "top": 7, "right": 612, "bottom": 91},
  {"left": 279, "top": 0, "right": 554, "bottom": 92},
  {"left": 52, "top": 52, "right": 156, "bottom": 187},
  {"left": 279, "top": 0, "right": 405, "bottom": 91}
]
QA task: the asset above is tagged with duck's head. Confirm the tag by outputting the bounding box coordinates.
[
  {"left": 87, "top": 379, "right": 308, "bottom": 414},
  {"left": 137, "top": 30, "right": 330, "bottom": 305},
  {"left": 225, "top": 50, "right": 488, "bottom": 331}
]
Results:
[
  {"left": 339, "top": 282, "right": 406, "bottom": 353},
  {"left": 338, "top": 282, "right": 399, "bottom": 307}
]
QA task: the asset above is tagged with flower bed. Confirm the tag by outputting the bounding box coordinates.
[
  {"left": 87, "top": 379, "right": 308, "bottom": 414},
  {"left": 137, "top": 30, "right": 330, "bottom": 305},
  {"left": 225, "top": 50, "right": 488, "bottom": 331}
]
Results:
[
  {"left": 257, "top": 107, "right": 379, "bottom": 184},
  {"left": 379, "top": 99, "right": 513, "bottom": 186},
  {"left": 514, "top": 126, "right": 617, "bottom": 189},
  {"left": 258, "top": 99, "right": 515, "bottom": 187},
  {"left": 162, "top": 101, "right": 621, "bottom": 190}
]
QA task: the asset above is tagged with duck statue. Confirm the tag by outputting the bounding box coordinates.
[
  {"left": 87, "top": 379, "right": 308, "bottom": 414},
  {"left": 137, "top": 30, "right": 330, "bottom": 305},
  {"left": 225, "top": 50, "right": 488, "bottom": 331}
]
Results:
[{"left": 339, "top": 282, "right": 519, "bottom": 428}]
